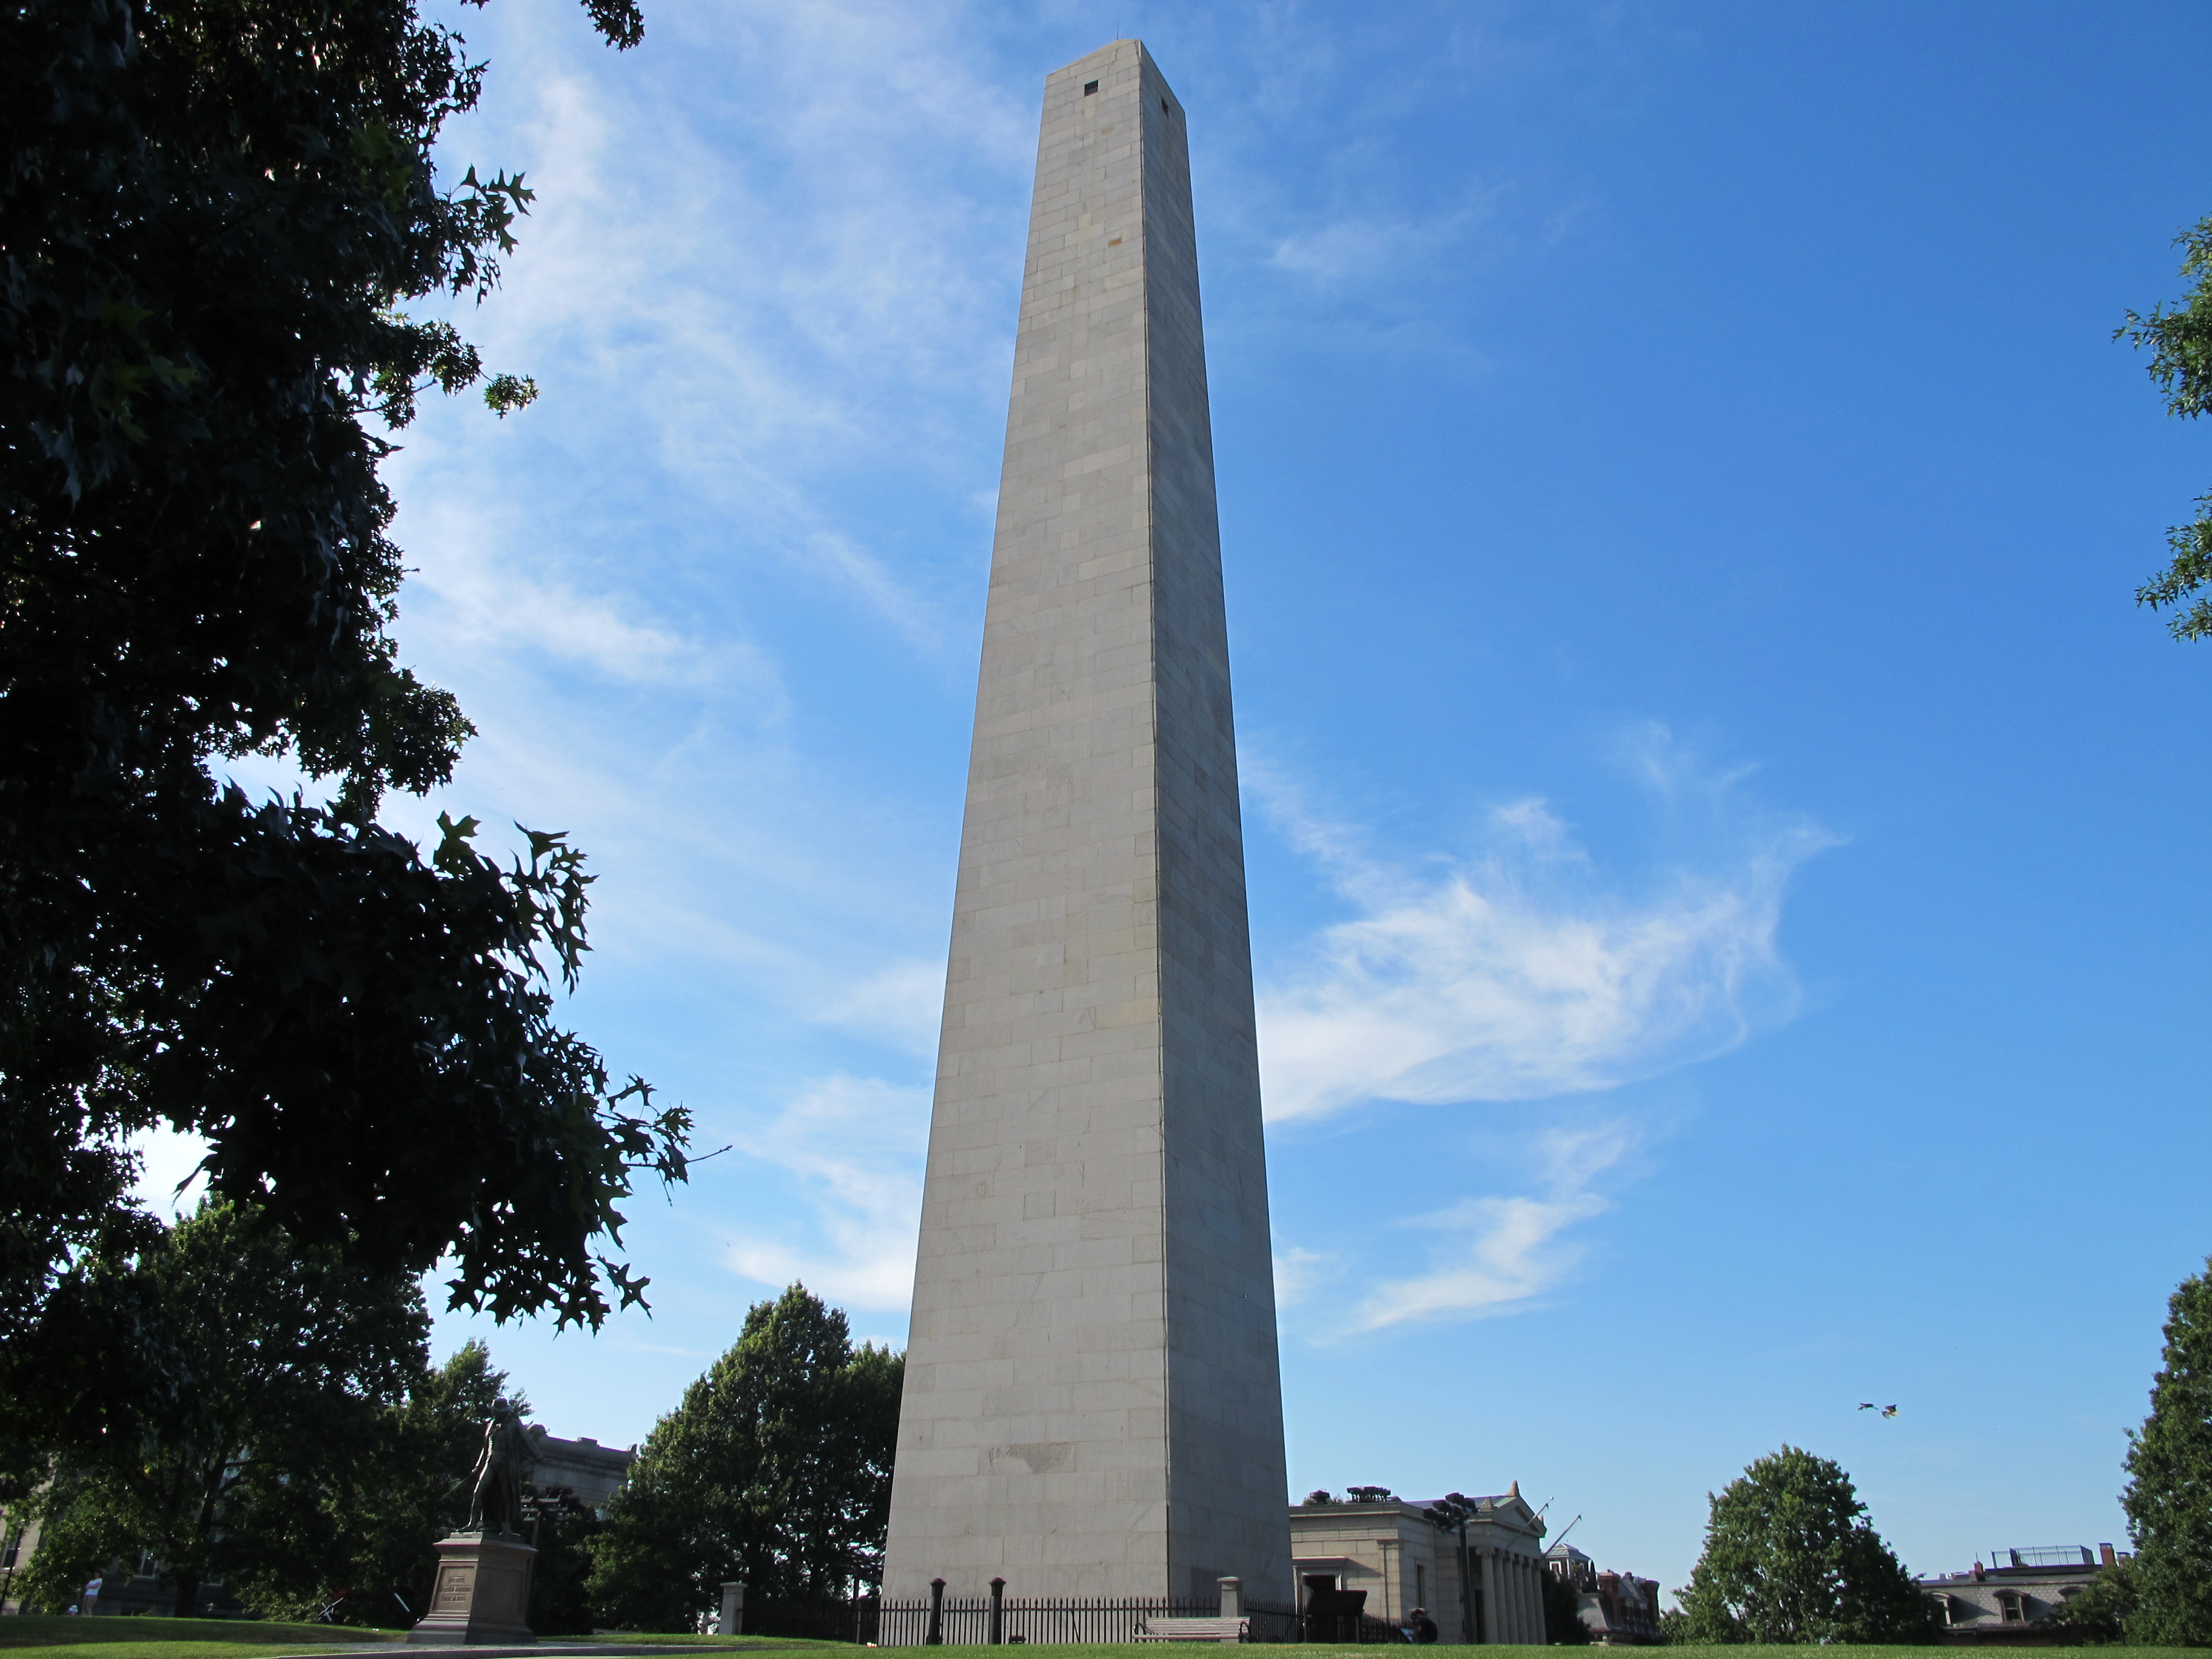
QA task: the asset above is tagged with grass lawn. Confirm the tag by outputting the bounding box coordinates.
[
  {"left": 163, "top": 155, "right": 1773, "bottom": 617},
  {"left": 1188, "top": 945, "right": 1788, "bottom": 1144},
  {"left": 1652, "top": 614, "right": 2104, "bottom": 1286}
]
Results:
[
  {"left": 586, "top": 1640, "right": 828, "bottom": 1647},
  {"left": 0, "top": 1635, "right": 2193, "bottom": 1659},
  {"left": 0, "top": 1617, "right": 405, "bottom": 1651},
  {"left": 0, "top": 1618, "right": 843, "bottom": 1659},
  {"left": 859, "top": 1649, "right": 2190, "bottom": 1658}
]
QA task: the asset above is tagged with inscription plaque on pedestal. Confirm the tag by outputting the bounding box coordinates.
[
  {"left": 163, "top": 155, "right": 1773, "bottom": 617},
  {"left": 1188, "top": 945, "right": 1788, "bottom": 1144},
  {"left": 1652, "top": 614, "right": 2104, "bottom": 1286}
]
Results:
[{"left": 406, "top": 1532, "right": 537, "bottom": 1645}]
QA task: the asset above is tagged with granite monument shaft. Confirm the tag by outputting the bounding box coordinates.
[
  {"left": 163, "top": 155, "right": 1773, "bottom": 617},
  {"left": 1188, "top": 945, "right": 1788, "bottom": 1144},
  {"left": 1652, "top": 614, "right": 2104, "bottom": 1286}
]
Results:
[{"left": 880, "top": 39, "right": 1292, "bottom": 1603}]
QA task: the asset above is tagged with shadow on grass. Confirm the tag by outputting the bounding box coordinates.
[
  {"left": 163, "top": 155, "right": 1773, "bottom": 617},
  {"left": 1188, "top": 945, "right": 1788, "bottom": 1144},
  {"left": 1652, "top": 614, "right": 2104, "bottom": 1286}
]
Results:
[{"left": 0, "top": 1618, "right": 403, "bottom": 1651}]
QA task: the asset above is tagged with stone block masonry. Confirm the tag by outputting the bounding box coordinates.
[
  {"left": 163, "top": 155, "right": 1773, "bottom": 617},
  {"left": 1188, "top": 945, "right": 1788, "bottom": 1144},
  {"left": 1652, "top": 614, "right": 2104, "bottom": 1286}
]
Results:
[{"left": 879, "top": 39, "right": 1292, "bottom": 1604}]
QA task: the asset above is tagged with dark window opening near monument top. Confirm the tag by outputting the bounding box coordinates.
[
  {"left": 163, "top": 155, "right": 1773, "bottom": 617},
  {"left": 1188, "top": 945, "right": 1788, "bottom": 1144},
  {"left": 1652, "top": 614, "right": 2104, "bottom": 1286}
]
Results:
[
  {"left": 1083, "top": 80, "right": 1098, "bottom": 94},
  {"left": 1162, "top": 98, "right": 1170, "bottom": 113}
]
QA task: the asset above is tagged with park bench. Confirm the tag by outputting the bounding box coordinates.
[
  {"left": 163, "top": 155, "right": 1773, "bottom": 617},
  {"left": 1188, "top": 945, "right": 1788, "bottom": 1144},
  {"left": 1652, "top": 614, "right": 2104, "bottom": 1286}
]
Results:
[{"left": 1134, "top": 1615, "right": 1250, "bottom": 1643}]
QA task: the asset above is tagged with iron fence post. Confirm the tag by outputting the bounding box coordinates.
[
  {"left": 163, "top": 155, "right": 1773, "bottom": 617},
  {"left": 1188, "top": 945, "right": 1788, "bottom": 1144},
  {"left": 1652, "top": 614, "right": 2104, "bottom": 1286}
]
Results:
[
  {"left": 990, "top": 1577, "right": 1005, "bottom": 1644},
  {"left": 928, "top": 1577, "right": 947, "bottom": 1646}
]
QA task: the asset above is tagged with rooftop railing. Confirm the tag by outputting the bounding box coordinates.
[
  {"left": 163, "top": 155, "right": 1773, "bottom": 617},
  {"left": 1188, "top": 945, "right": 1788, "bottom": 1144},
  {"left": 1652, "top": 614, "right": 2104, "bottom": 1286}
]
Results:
[{"left": 1990, "top": 1546, "right": 2096, "bottom": 1569}]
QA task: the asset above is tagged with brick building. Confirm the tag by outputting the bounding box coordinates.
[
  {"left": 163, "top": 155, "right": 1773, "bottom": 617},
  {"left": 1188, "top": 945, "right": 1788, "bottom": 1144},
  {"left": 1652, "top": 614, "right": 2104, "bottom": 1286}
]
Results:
[
  {"left": 1546, "top": 1542, "right": 1662, "bottom": 1644},
  {"left": 1918, "top": 1544, "right": 2122, "bottom": 1641}
]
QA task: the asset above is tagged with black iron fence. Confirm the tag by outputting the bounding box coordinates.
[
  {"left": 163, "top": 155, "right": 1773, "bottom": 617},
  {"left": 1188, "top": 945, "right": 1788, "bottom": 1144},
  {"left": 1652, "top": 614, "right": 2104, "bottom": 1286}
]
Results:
[
  {"left": 864, "top": 1594, "right": 1208, "bottom": 1646},
  {"left": 1298, "top": 1607, "right": 1403, "bottom": 1645},
  {"left": 1239, "top": 1601, "right": 1307, "bottom": 1644},
  {"left": 843, "top": 1593, "right": 1347, "bottom": 1646}
]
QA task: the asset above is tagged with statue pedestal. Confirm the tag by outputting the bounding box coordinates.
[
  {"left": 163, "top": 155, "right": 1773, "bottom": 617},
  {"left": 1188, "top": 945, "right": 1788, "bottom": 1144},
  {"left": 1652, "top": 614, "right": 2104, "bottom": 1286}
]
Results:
[{"left": 407, "top": 1531, "right": 536, "bottom": 1644}]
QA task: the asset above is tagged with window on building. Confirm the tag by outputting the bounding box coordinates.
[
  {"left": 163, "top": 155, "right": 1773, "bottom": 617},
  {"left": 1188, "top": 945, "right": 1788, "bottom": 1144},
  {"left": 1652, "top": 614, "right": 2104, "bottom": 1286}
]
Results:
[
  {"left": 1082, "top": 81, "right": 1098, "bottom": 95},
  {"left": 1999, "top": 1592, "right": 2025, "bottom": 1623},
  {"left": 1929, "top": 1594, "right": 1954, "bottom": 1627}
]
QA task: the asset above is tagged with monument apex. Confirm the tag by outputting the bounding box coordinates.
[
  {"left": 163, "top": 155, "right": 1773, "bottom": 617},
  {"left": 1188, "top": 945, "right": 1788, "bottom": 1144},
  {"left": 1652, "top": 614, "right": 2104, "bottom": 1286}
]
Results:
[{"left": 879, "top": 39, "right": 1292, "bottom": 1604}]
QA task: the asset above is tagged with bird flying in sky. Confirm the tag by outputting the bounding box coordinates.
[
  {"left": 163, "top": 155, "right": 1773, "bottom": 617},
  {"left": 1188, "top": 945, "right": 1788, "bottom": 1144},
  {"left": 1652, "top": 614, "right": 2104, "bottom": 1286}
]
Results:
[
  {"left": 1858, "top": 1402, "right": 1877, "bottom": 1410},
  {"left": 1882, "top": 1405, "right": 1899, "bottom": 1417}
]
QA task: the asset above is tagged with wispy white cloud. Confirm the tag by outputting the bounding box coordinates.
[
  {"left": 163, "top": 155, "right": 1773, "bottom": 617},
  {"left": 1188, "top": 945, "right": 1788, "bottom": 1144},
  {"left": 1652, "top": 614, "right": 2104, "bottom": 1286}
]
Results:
[
  {"left": 1273, "top": 1245, "right": 1340, "bottom": 1309},
  {"left": 1268, "top": 186, "right": 1503, "bottom": 289},
  {"left": 1253, "top": 727, "right": 1837, "bottom": 1122},
  {"left": 397, "top": 491, "right": 782, "bottom": 695},
  {"left": 717, "top": 1074, "right": 929, "bottom": 1311},
  {"left": 392, "top": 0, "right": 1038, "bottom": 663},
  {"left": 1353, "top": 1121, "right": 1634, "bottom": 1329},
  {"left": 815, "top": 958, "right": 946, "bottom": 1057}
]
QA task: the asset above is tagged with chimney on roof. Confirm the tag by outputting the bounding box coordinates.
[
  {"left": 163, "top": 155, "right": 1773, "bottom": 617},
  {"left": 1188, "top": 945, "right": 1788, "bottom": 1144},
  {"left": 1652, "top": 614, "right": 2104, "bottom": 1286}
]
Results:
[{"left": 2100, "top": 1544, "right": 2117, "bottom": 1569}]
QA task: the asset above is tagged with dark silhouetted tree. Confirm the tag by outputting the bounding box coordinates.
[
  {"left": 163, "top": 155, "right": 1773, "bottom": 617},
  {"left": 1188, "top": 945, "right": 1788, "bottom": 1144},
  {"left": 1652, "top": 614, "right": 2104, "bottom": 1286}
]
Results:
[
  {"left": 1543, "top": 1563, "right": 1594, "bottom": 1645},
  {"left": 1, "top": 0, "right": 691, "bottom": 1469},
  {"left": 14, "top": 1212, "right": 531, "bottom": 1627},
  {"left": 587, "top": 1286, "right": 902, "bottom": 1631},
  {"left": 344, "top": 1342, "right": 520, "bottom": 1628},
  {"left": 13, "top": 1202, "right": 427, "bottom": 1617}
]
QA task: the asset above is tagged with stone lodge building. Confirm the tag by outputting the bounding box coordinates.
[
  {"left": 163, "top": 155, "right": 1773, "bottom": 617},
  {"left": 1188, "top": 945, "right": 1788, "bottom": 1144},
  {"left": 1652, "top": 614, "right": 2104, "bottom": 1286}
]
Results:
[
  {"left": 1289, "top": 1486, "right": 1549, "bottom": 1643},
  {"left": 528, "top": 1429, "right": 634, "bottom": 1515}
]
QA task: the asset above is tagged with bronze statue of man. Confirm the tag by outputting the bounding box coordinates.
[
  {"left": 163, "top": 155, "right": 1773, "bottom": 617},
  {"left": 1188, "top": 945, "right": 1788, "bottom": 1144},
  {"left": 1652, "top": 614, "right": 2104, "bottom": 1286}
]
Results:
[{"left": 464, "top": 1399, "right": 536, "bottom": 1535}]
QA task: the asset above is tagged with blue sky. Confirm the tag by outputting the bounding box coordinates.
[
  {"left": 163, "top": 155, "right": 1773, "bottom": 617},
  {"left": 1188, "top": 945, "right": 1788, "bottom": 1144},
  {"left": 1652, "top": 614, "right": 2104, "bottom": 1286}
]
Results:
[{"left": 142, "top": 0, "right": 2212, "bottom": 1602}]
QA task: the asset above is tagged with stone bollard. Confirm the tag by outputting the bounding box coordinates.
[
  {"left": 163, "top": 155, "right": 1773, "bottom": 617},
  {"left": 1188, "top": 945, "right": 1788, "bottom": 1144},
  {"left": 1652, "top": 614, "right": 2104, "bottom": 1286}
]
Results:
[
  {"left": 1218, "top": 1577, "right": 1242, "bottom": 1620},
  {"left": 717, "top": 1582, "right": 745, "bottom": 1637}
]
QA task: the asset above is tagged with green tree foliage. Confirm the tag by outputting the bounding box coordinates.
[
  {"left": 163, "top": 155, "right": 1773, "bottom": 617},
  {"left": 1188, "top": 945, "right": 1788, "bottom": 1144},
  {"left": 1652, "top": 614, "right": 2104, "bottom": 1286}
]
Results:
[
  {"left": 337, "top": 1341, "right": 518, "bottom": 1628},
  {"left": 13, "top": 1202, "right": 429, "bottom": 1617},
  {"left": 2123, "top": 218, "right": 2212, "bottom": 640},
  {"left": 1, "top": 0, "right": 691, "bottom": 1398},
  {"left": 528, "top": 1509, "right": 608, "bottom": 1637},
  {"left": 2036, "top": 1557, "right": 2138, "bottom": 1646},
  {"left": 2123, "top": 1258, "right": 2212, "bottom": 1644},
  {"left": 1541, "top": 1564, "right": 1594, "bottom": 1645},
  {"left": 1672, "top": 1445, "right": 1937, "bottom": 1644},
  {"left": 587, "top": 1286, "right": 903, "bottom": 1631},
  {"left": 15, "top": 1208, "right": 523, "bottom": 1624}
]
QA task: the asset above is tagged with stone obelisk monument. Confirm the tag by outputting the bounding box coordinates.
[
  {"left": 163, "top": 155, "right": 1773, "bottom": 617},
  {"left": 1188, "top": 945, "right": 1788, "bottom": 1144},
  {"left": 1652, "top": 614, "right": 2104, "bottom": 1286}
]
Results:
[{"left": 880, "top": 40, "right": 1291, "bottom": 1605}]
